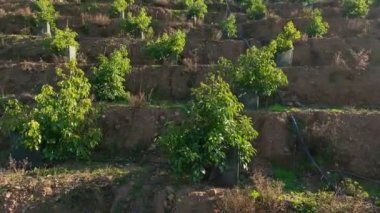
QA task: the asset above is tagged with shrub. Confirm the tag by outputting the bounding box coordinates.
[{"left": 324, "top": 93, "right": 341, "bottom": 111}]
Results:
[
  {"left": 306, "top": 9, "right": 329, "bottom": 38},
  {"left": 0, "top": 61, "right": 101, "bottom": 161},
  {"left": 120, "top": 8, "right": 153, "bottom": 39},
  {"left": 92, "top": 46, "right": 132, "bottom": 101},
  {"left": 241, "top": 0, "right": 267, "bottom": 20},
  {"left": 220, "top": 42, "right": 288, "bottom": 98},
  {"left": 50, "top": 27, "right": 79, "bottom": 52},
  {"left": 183, "top": 0, "right": 208, "bottom": 22},
  {"left": 274, "top": 21, "right": 301, "bottom": 53},
  {"left": 341, "top": 0, "right": 372, "bottom": 18},
  {"left": 144, "top": 30, "right": 186, "bottom": 62},
  {"left": 220, "top": 14, "right": 238, "bottom": 38},
  {"left": 158, "top": 74, "right": 258, "bottom": 181},
  {"left": 111, "top": 0, "right": 134, "bottom": 15},
  {"left": 34, "top": 0, "right": 57, "bottom": 27}
]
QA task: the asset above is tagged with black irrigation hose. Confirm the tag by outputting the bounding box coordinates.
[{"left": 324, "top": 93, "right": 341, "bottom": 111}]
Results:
[
  {"left": 328, "top": 170, "right": 380, "bottom": 185},
  {"left": 223, "top": 0, "right": 380, "bottom": 187},
  {"left": 224, "top": 3, "right": 336, "bottom": 189},
  {"left": 276, "top": 93, "right": 336, "bottom": 189}
]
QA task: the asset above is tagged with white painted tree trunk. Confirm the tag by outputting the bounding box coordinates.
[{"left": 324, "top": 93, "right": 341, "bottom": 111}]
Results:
[
  {"left": 193, "top": 16, "right": 197, "bottom": 25},
  {"left": 67, "top": 46, "right": 77, "bottom": 61},
  {"left": 120, "top": 11, "right": 125, "bottom": 19},
  {"left": 42, "top": 22, "right": 51, "bottom": 37},
  {"left": 141, "top": 31, "right": 145, "bottom": 40}
]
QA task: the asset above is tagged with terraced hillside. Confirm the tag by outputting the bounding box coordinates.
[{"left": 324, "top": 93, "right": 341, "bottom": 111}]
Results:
[{"left": 0, "top": 0, "right": 380, "bottom": 212}]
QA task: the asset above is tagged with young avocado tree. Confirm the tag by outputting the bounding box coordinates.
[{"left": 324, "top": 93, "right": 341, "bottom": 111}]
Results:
[
  {"left": 341, "top": 0, "right": 372, "bottom": 18},
  {"left": 144, "top": 30, "right": 186, "bottom": 63},
  {"left": 274, "top": 21, "right": 301, "bottom": 66},
  {"left": 120, "top": 8, "right": 153, "bottom": 39},
  {"left": 92, "top": 46, "right": 132, "bottom": 101},
  {"left": 306, "top": 9, "right": 329, "bottom": 38},
  {"left": 241, "top": 0, "right": 267, "bottom": 20},
  {"left": 0, "top": 61, "right": 101, "bottom": 161},
  {"left": 219, "top": 41, "right": 288, "bottom": 108},
  {"left": 220, "top": 14, "right": 238, "bottom": 38},
  {"left": 183, "top": 0, "right": 208, "bottom": 24},
  {"left": 158, "top": 74, "right": 258, "bottom": 182},
  {"left": 50, "top": 27, "right": 80, "bottom": 60},
  {"left": 111, "top": 0, "right": 134, "bottom": 19},
  {"left": 34, "top": 0, "right": 57, "bottom": 36}
]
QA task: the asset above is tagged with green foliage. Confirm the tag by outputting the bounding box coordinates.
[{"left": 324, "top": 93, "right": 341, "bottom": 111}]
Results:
[
  {"left": 302, "top": 0, "right": 318, "bottom": 5},
  {"left": 220, "top": 14, "right": 238, "bottom": 38},
  {"left": 274, "top": 21, "right": 301, "bottom": 52},
  {"left": 0, "top": 99, "right": 30, "bottom": 136},
  {"left": 111, "top": 0, "right": 134, "bottom": 13},
  {"left": 158, "top": 74, "right": 258, "bottom": 181},
  {"left": 241, "top": 0, "right": 267, "bottom": 20},
  {"left": 341, "top": 0, "right": 372, "bottom": 18},
  {"left": 183, "top": 0, "right": 208, "bottom": 21},
  {"left": 34, "top": 0, "right": 57, "bottom": 27},
  {"left": 284, "top": 191, "right": 319, "bottom": 212},
  {"left": 144, "top": 30, "right": 186, "bottom": 62},
  {"left": 0, "top": 61, "right": 101, "bottom": 161},
  {"left": 120, "top": 8, "right": 153, "bottom": 39},
  {"left": 92, "top": 46, "right": 132, "bottom": 101},
  {"left": 220, "top": 42, "right": 288, "bottom": 97},
  {"left": 341, "top": 178, "right": 369, "bottom": 198},
  {"left": 267, "top": 104, "right": 289, "bottom": 112},
  {"left": 306, "top": 9, "right": 329, "bottom": 38},
  {"left": 50, "top": 27, "right": 79, "bottom": 52},
  {"left": 272, "top": 167, "right": 302, "bottom": 191}
]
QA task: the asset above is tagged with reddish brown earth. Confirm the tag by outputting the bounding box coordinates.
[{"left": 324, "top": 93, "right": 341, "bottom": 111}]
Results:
[
  {"left": 1, "top": 1, "right": 380, "bottom": 211},
  {"left": 1, "top": 0, "right": 380, "bottom": 171},
  {"left": 96, "top": 106, "right": 380, "bottom": 179}
]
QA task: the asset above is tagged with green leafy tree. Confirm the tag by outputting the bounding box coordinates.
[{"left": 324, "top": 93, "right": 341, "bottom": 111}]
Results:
[
  {"left": 183, "top": 0, "right": 208, "bottom": 23},
  {"left": 306, "top": 9, "right": 329, "bottom": 38},
  {"left": 274, "top": 21, "right": 301, "bottom": 53},
  {"left": 120, "top": 8, "right": 153, "bottom": 39},
  {"left": 50, "top": 27, "right": 79, "bottom": 52},
  {"left": 34, "top": 0, "right": 57, "bottom": 28},
  {"left": 218, "top": 41, "right": 287, "bottom": 107},
  {"left": 234, "top": 44, "right": 288, "bottom": 96},
  {"left": 111, "top": 0, "right": 134, "bottom": 18},
  {"left": 0, "top": 61, "right": 101, "bottom": 161},
  {"left": 220, "top": 14, "right": 238, "bottom": 38},
  {"left": 158, "top": 74, "right": 258, "bottom": 181},
  {"left": 241, "top": 0, "right": 267, "bottom": 20},
  {"left": 341, "top": 0, "right": 372, "bottom": 18},
  {"left": 144, "top": 30, "right": 186, "bottom": 62},
  {"left": 92, "top": 46, "right": 132, "bottom": 101}
]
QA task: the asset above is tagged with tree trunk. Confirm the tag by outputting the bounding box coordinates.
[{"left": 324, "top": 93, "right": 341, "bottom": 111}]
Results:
[
  {"left": 42, "top": 22, "right": 51, "bottom": 37},
  {"left": 141, "top": 31, "right": 145, "bottom": 40}
]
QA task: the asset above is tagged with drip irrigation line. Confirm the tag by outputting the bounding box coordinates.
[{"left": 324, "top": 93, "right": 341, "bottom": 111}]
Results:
[
  {"left": 224, "top": 0, "right": 231, "bottom": 17},
  {"left": 222, "top": 1, "right": 380, "bottom": 188},
  {"left": 327, "top": 170, "right": 380, "bottom": 185}
]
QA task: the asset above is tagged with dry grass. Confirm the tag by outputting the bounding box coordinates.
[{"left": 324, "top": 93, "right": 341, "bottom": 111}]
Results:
[
  {"left": 0, "top": 162, "right": 133, "bottom": 213},
  {"left": 351, "top": 48, "right": 371, "bottom": 71},
  {"left": 81, "top": 13, "right": 111, "bottom": 26},
  {"left": 216, "top": 171, "right": 378, "bottom": 213},
  {"left": 129, "top": 92, "right": 147, "bottom": 108},
  {"left": 14, "top": 7, "right": 32, "bottom": 17},
  {"left": 217, "top": 189, "right": 256, "bottom": 213},
  {"left": 251, "top": 172, "right": 287, "bottom": 212}
]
